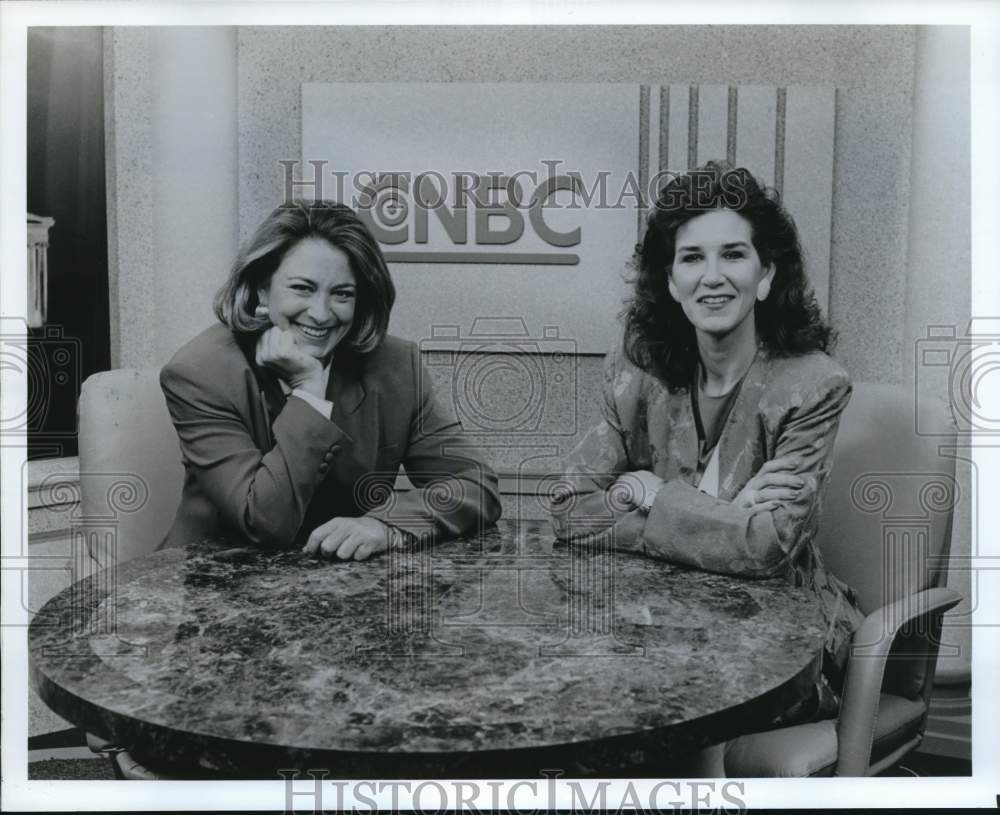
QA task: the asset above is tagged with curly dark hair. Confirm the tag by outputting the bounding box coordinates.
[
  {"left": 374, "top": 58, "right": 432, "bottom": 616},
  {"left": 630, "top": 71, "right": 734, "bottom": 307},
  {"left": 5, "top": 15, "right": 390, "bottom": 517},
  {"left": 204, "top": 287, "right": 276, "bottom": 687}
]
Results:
[{"left": 623, "top": 161, "right": 833, "bottom": 391}]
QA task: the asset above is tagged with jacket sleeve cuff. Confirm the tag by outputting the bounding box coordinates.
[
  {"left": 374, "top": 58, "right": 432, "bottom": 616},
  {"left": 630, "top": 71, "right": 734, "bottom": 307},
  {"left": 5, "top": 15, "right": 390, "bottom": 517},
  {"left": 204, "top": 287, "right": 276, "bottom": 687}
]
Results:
[
  {"left": 642, "top": 478, "right": 784, "bottom": 576},
  {"left": 289, "top": 389, "right": 334, "bottom": 420}
]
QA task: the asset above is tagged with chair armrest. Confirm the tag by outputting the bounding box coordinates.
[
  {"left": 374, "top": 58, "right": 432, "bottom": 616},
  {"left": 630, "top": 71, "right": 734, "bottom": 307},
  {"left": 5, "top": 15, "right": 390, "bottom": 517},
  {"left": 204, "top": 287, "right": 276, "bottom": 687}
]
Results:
[
  {"left": 835, "top": 586, "right": 962, "bottom": 776},
  {"left": 85, "top": 731, "right": 124, "bottom": 753}
]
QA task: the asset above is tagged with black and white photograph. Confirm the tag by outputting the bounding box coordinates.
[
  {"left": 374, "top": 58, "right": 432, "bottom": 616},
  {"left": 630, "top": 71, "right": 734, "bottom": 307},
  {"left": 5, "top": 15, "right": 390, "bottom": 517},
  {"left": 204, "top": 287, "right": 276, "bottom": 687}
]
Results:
[{"left": 2, "top": 2, "right": 997, "bottom": 811}]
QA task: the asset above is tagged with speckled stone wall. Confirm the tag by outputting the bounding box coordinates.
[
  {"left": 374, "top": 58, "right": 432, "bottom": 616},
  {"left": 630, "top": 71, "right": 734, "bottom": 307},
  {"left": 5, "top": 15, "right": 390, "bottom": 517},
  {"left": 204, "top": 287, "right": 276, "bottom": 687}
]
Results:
[
  {"left": 237, "top": 25, "right": 921, "bottom": 390},
  {"left": 107, "top": 28, "right": 238, "bottom": 369},
  {"left": 106, "top": 27, "right": 154, "bottom": 369}
]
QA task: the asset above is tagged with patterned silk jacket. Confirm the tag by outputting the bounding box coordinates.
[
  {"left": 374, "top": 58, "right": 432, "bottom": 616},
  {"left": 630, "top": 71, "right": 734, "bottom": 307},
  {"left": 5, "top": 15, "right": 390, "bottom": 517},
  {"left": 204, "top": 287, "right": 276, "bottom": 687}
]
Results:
[{"left": 550, "top": 344, "right": 865, "bottom": 674}]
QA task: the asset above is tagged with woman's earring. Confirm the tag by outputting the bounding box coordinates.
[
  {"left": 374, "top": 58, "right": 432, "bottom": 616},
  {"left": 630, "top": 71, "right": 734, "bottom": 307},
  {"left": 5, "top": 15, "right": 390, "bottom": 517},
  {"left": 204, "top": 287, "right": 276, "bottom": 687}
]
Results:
[
  {"left": 756, "top": 279, "right": 771, "bottom": 302},
  {"left": 254, "top": 304, "right": 270, "bottom": 319}
]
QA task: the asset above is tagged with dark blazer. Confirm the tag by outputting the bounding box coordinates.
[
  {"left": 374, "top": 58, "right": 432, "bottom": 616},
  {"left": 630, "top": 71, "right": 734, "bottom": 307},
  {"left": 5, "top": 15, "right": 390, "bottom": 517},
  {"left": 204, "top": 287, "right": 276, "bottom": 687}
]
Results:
[
  {"left": 159, "top": 324, "right": 501, "bottom": 550},
  {"left": 550, "top": 344, "right": 865, "bottom": 672}
]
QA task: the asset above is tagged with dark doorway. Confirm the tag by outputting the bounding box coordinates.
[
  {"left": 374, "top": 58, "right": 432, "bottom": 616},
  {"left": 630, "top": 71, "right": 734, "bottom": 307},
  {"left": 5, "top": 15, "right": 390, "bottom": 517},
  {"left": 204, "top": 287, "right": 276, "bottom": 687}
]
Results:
[{"left": 26, "top": 27, "right": 111, "bottom": 459}]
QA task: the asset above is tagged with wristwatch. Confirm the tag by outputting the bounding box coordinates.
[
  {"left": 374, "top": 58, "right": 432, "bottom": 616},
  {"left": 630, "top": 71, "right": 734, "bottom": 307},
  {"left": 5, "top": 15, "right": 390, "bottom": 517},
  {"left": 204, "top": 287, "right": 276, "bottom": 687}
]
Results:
[
  {"left": 638, "top": 481, "right": 661, "bottom": 513},
  {"left": 387, "top": 525, "right": 420, "bottom": 552}
]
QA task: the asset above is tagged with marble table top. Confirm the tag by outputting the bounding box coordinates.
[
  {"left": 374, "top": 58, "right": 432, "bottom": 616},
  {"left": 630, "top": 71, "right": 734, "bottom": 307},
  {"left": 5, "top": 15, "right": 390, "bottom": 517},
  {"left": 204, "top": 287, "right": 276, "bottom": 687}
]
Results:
[{"left": 30, "top": 520, "right": 826, "bottom": 778}]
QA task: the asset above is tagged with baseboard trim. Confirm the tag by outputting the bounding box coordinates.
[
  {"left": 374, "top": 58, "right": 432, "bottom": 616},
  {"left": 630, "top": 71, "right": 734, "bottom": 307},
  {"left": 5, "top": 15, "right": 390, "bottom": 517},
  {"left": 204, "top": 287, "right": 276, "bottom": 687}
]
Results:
[
  {"left": 28, "top": 727, "right": 87, "bottom": 751},
  {"left": 920, "top": 685, "right": 971, "bottom": 761},
  {"left": 27, "top": 456, "right": 80, "bottom": 510}
]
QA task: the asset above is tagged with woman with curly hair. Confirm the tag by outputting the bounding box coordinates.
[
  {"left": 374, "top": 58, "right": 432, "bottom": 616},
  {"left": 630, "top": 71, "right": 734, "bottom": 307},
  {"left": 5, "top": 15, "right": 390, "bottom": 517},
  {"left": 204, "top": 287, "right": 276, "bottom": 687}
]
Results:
[{"left": 550, "top": 162, "right": 863, "bottom": 725}]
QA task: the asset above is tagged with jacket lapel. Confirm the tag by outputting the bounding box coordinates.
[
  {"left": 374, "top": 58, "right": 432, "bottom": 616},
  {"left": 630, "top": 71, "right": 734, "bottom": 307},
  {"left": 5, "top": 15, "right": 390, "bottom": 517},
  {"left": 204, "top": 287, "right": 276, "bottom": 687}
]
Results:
[
  {"left": 674, "top": 390, "right": 700, "bottom": 485},
  {"left": 717, "top": 351, "right": 769, "bottom": 499},
  {"left": 259, "top": 369, "right": 288, "bottom": 422},
  {"left": 328, "top": 347, "right": 367, "bottom": 416},
  {"left": 648, "top": 381, "right": 699, "bottom": 486},
  {"left": 327, "top": 348, "right": 376, "bottom": 464}
]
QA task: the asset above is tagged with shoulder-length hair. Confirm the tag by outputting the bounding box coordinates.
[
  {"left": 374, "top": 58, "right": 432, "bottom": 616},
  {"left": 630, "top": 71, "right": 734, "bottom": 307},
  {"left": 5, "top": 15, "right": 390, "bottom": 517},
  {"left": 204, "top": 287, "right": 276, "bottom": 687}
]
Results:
[
  {"left": 623, "top": 161, "right": 833, "bottom": 391},
  {"left": 214, "top": 200, "right": 395, "bottom": 354}
]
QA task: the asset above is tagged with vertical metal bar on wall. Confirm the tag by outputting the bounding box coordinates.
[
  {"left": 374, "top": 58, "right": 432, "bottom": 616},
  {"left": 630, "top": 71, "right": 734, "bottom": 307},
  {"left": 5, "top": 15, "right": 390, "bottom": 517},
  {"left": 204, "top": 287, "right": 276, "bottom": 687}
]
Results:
[
  {"left": 687, "top": 85, "right": 699, "bottom": 170},
  {"left": 774, "top": 87, "right": 787, "bottom": 197},
  {"left": 727, "top": 86, "right": 738, "bottom": 166},
  {"left": 659, "top": 85, "right": 670, "bottom": 178},
  {"left": 638, "top": 85, "right": 650, "bottom": 241}
]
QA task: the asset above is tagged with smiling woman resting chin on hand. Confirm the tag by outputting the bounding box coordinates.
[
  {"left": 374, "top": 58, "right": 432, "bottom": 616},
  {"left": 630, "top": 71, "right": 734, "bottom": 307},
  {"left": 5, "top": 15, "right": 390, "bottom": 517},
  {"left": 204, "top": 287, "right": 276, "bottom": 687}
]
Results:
[{"left": 159, "top": 200, "right": 501, "bottom": 561}]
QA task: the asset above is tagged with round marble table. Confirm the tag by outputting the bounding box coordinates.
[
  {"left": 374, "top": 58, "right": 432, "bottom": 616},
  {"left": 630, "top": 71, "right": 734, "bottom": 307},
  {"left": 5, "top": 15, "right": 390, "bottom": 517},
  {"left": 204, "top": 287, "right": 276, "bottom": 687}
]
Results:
[{"left": 30, "top": 520, "right": 826, "bottom": 778}]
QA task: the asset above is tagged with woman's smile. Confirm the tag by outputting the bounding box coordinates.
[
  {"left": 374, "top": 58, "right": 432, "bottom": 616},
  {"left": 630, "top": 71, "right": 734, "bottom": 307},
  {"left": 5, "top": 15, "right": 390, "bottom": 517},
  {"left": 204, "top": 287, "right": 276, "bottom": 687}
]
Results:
[
  {"left": 696, "top": 293, "right": 736, "bottom": 307},
  {"left": 291, "top": 321, "right": 335, "bottom": 341}
]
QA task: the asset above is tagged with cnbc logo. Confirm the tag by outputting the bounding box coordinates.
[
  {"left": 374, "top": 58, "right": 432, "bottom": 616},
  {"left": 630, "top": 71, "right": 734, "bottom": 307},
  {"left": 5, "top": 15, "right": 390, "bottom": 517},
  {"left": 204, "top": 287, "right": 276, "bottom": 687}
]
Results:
[{"left": 283, "top": 162, "right": 586, "bottom": 266}]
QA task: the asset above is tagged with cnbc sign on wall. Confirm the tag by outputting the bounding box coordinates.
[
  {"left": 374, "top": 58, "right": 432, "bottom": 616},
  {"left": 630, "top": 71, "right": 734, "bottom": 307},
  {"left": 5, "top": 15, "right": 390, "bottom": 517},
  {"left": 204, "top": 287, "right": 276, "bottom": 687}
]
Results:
[{"left": 302, "top": 83, "right": 640, "bottom": 354}]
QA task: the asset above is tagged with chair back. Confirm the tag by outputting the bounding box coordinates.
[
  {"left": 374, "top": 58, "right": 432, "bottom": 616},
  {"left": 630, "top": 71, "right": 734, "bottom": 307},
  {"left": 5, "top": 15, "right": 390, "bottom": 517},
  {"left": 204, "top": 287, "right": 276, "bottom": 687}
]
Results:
[
  {"left": 78, "top": 368, "right": 184, "bottom": 568},
  {"left": 817, "top": 383, "right": 957, "bottom": 615},
  {"left": 817, "top": 383, "right": 958, "bottom": 702}
]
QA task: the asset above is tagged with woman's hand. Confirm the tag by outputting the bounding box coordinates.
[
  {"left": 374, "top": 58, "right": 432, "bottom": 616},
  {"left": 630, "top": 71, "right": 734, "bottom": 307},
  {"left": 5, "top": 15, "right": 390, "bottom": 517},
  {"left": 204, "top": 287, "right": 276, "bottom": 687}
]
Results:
[
  {"left": 302, "top": 516, "right": 392, "bottom": 561},
  {"left": 255, "top": 326, "right": 325, "bottom": 397},
  {"left": 733, "top": 456, "right": 806, "bottom": 515},
  {"left": 614, "top": 469, "right": 665, "bottom": 512}
]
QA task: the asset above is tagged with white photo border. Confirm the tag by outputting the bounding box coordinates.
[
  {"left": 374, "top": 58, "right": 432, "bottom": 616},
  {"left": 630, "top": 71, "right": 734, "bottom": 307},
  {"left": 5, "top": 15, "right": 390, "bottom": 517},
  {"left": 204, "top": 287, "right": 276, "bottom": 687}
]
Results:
[{"left": 2, "top": 1, "right": 998, "bottom": 810}]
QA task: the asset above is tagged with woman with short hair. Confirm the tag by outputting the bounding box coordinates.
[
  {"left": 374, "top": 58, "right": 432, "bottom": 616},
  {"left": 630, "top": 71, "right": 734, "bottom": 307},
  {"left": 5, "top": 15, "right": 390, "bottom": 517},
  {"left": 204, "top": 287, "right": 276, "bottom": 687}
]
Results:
[{"left": 161, "top": 200, "right": 501, "bottom": 559}]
